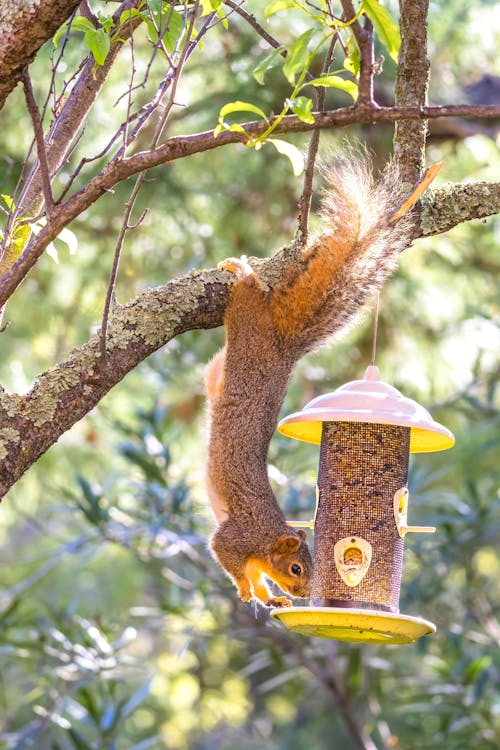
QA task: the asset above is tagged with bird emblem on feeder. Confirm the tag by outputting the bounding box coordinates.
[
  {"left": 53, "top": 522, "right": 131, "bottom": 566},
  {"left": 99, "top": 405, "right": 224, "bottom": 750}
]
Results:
[{"left": 272, "top": 365, "right": 455, "bottom": 645}]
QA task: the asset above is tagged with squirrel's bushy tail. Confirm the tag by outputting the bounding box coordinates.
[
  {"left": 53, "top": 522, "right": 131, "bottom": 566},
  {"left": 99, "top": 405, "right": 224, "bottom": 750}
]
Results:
[{"left": 271, "top": 154, "right": 414, "bottom": 355}]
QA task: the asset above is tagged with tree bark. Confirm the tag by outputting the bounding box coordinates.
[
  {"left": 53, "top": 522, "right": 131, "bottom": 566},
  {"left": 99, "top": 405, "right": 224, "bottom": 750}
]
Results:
[
  {"left": 393, "top": 0, "right": 430, "bottom": 182},
  {"left": 0, "top": 270, "right": 232, "bottom": 498},
  {"left": 0, "top": 0, "right": 80, "bottom": 111}
]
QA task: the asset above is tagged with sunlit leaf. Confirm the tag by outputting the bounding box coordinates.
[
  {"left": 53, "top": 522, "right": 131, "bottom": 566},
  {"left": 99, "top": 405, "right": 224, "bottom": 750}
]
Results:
[
  {"left": 215, "top": 100, "right": 268, "bottom": 137},
  {"left": 362, "top": 0, "right": 400, "bottom": 62},
  {"left": 1, "top": 193, "right": 14, "bottom": 210},
  {"left": 288, "top": 96, "right": 315, "bottom": 124},
  {"left": 84, "top": 28, "right": 111, "bottom": 65},
  {"left": 218, "top": 101, "right": 268, "bottom": 121},
  {"left": 57, "top": 227, "right": 78, "bottom": 255},
  {"left": 252, "top": 46, "right": 285, "bottom": 85},
  {"left": 307, "top": 74, "right": 358, "bottom": 100},
  {"left": 264, "top": 0, "right": 297, "bottom": 19},
  {"left": 164, "top": 10, "right": 185, "bottom": 53},
  {"left": 45, "top": 242, "right": 59, "bottom": 264},
  {"left": 283, "top": 28, "right": 316, "bottom": 84},
  {"left": 267, "top": 138, "right": 304, "bottom": 175},
  {"left": 119, "top": 8, "right": 145, "bottom": 26},
  {"left": 54, "top": 15, "right": 97, "bottom": 47},
  {"left": 201, "top": 0, "right": 223, "bottom": 14}
]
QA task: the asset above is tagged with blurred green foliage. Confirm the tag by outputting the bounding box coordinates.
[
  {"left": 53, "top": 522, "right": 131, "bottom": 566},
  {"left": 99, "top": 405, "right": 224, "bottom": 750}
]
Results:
[{"left": 0, "top": 0, "right": 499, "bottom": 748}]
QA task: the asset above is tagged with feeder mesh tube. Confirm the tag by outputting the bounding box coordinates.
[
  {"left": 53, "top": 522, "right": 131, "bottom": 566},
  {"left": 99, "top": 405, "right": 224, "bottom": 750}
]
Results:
[{"left": 311, "top": 421, "right": 410, "bottom": 612}]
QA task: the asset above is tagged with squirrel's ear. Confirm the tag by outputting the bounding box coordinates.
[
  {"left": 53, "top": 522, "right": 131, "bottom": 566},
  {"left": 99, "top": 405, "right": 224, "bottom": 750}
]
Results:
[
  {"left": 297, "top": 529, "right": 307, "bottom": 541},
  {"left": 273, "top": 534, "right": 300, "bottom": 555}
]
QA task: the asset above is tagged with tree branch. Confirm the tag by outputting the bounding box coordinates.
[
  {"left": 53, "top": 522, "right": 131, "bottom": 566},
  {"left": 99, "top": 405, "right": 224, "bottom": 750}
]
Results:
[
  {"left": 0, "top": 102, "right": 499, "bottom": 309},
  {"left": 340, "top": 0, "right": 376, "bottom": 107},
  {"left": 0, "top": 269, "right": 232, "bottom": 498},
  {"left": 0, "top": 0, "right": 81, "bottom": 111},
  {"left": 419, "top": 182, "right": 500, "bottom": 236},
  {"left": 22, "top": 71, "right": 55, "bottom": 215},
  {"left": 393, "top": 0, "right": 430, "bottom": 181}
]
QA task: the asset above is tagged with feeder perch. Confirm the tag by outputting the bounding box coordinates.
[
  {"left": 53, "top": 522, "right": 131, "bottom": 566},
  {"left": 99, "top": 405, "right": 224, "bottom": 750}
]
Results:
[{"left": 271, "top": 365, "right": 454, "bottom": 644}]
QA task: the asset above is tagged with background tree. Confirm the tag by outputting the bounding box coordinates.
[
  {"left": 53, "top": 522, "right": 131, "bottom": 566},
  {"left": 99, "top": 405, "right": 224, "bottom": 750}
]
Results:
[{"left": 0, "top": 1, "right": 498, "bottom": 749}]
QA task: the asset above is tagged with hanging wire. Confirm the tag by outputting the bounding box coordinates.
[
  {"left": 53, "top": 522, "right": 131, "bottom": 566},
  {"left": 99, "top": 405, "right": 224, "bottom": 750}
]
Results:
[{"left": 371, "top": 291, "right": 381, "bottom": 367}]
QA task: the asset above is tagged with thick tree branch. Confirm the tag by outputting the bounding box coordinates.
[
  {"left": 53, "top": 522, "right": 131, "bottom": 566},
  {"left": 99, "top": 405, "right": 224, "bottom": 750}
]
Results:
[
  {"left": 0, "top": 102, "right": 499, "bottom": 309},
  {"left": 419, "top": 182, "right": 500, "bottom": 236},
  {"left": 393, "top": 0, "right": 430, "bottom": 181},
  {"left": 0, "top": 0, "right": 81, "bottom": 111},
  {"left": 0, "top": 269, "right": 232, "bottom": 498}
]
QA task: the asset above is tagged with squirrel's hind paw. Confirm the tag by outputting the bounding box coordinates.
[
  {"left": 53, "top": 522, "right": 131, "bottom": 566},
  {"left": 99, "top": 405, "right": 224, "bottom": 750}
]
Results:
[{"left": 218, "top": 255, "right": 254, "bottom": 279}]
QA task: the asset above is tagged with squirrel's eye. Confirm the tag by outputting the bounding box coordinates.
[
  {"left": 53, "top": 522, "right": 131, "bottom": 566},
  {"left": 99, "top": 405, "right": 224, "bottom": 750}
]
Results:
[{"left": 291, "top": 564, "right": 302, "bottom": 576}]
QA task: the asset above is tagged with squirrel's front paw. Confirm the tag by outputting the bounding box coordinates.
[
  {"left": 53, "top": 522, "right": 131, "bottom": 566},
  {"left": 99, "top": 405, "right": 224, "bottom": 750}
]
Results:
[
  {"left": 266, "top": 596, "right": 292, "bottom": 608},
  {"left": 237, "top": 580, "right": 252, "bottom": 603},
  {"left": 218, "top": 255, "right": 254, "bottom": 279}
]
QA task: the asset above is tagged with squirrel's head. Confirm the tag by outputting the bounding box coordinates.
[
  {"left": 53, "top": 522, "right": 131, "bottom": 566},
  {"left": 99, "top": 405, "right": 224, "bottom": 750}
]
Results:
[{"left": 269, "top": 530, "right": 312, "bottom": 598}]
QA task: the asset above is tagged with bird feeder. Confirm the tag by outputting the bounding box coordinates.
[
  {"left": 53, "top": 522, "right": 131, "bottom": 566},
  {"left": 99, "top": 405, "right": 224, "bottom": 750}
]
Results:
[{"left": 271, "top": 365, "right": 454, "bottom": 645}]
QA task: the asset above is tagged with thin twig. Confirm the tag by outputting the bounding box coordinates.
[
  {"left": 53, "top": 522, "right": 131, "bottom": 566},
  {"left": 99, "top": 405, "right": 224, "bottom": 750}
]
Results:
[
  {"left": 295, "top": 33, "right": 338, "bottom": 246},
  {"left": 100, "top": 174, "right": 146, "bottom": 360},
  {"left": 22, "top": 71, "right": 55, "bottom": 215},
  {"left": 224, "top": 0, "right": 284, "bottom": 51}
]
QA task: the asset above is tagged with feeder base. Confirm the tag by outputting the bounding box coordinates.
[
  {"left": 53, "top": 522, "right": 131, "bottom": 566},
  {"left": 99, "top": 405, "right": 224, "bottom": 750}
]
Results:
[{"left": 271, "top": 606, "right": 435, "bottom": 644}]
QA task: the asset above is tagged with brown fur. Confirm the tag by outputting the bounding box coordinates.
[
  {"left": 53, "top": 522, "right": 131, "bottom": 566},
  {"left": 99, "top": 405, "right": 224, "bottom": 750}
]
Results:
[{"left": 205, "top": 156, "right": 414, "bottom": 607}]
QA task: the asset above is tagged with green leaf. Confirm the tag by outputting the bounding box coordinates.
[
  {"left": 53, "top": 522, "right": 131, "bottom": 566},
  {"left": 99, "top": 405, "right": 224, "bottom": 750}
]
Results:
[
  {"left": 218, "top": 100, "right": 268, "bottom": 122},
  {"left": 344, "top": 55, "right": 359, "bottom": 77},
  {"left": 53, "top": 15, "right": 95, "bottom": 47},
  {"left": 252, "top": 46, "right": 284, "bottom": 85},
  {"left": 283, "top": 28, "right": 316, "bottom": 84},
  {"left": 214, "top": 98, "right": 257, "bottom": 137},
  {"left": 362, "top": 0, "right": 400, "bottom": 62},
  {"left": 288, "top": 96, "right": 315, "bottom": 124},
  {"left": 84, "top": 28, "right": 111, "bottom": 65},
  {"left": 1, "top": 193, "right": 14, "bottom": 210},
  {"left": 119, "top": 8, "right": 145, "bottom": 26},
  {"left": 264, "top": 0, "right": 297, "bottom": 19},
  {"left": 216, "top": 5, "right": 229, "bottom": 30},
  {"left": 346, "top": 32, "right": 361, "bottom": 75},
  {"left": 218, "top": 101, "right": 268, "bottom": 120},
  {"left": 70, "top": 16, "right": 97, "bottom": 33},
  {"left": 164, "top": 10, "right": 185, "bottom": 53},
  {"left": 201, "top": 0, "right": 223, "bottom": 14},
  {"left": 307, "top": 74, "right": 358, "bottom": 100},
  {"left": 267, "top": 138, "right": 304, "bottom": 176}
]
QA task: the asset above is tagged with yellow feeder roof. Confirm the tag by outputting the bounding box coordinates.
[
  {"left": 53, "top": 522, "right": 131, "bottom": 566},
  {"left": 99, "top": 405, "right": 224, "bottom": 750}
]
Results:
[{"left": 278, "top": 365, "right": 455, "bottom": 453}]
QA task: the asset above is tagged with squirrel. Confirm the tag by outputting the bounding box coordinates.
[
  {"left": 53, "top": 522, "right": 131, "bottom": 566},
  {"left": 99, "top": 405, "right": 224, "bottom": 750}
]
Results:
[{"left": 205, "top": 154, "right": 428, "bottom": 608}]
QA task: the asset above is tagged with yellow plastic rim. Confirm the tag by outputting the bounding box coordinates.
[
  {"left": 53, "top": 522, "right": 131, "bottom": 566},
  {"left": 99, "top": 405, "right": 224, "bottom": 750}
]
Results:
[
  {"left": 271, "top": 607, "right": 436, "bottom": 644},
  {"left": 278, "top": 420, "right": 454, "bottom": 453}
]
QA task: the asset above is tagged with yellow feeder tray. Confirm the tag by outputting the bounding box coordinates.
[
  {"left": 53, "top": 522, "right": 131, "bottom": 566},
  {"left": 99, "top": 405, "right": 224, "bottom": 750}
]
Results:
[{"left": 271, "top": 607, "right": 436, "bottom": 645}]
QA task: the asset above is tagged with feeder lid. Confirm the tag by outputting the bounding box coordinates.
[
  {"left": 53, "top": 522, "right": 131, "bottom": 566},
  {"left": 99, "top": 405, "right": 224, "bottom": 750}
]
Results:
[{"left": 278, "top": 365, "right": 455, "bottom": 453}]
